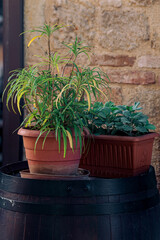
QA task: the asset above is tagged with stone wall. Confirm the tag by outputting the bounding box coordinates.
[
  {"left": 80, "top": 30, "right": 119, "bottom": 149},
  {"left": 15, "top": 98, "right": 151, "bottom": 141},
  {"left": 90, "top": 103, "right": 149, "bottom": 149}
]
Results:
[{"left": 24, "top": 0, "right": 160, "bottom": 185}]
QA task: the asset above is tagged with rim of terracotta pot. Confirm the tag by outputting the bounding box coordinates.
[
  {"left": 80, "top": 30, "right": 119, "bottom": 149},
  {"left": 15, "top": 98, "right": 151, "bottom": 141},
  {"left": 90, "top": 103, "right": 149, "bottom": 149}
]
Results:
[
  {"left": 18, "top": 128, "right": 56, "bottom": 138},
  {"left": 18, "top": 127, "right": 85, "bottom": 138},
  {"left": 84, "top": 132, "right": 159, "bottom": 142}
]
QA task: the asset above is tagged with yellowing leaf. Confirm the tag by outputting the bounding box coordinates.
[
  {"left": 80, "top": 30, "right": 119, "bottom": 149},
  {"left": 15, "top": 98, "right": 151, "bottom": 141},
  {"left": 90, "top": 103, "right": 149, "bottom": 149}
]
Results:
[
  {"left": 66, "top": 130, "right": 73, "bottom": 149},
  {"left": 92, "top": 80, "right": 97, "bottom": 87},
  {"left": 42, "top": 119, "right": 47, "bottom": 126},
  {"left": 56, "top": 64, "right": 60, "bottom": 74},
  {"left": 26, "top": 114, "right": 35, "bottom": 127},
  {"left": 83, "top": 88, "right": 91, "bottom": 111},
  {"left": 17, "top": 90, "right": 27, "bottom": 115},
  {"left": 27, "top": 35, "right": 42, "bottom": 47},
  {"left": 56, "top": 84, "right": 69, "bottom": 108}
]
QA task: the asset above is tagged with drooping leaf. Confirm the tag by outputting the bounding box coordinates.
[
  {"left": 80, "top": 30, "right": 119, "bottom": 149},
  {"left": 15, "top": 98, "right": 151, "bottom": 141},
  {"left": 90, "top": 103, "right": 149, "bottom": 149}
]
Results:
[
  {"left": 66, "top": 129, "right": 73, "bottom": 150},
  {"left": 27, "top": 35, "right": 43, "bottom": 47},
  {"left": 62, "top": 129, "right": 67, "bottom": 158}
]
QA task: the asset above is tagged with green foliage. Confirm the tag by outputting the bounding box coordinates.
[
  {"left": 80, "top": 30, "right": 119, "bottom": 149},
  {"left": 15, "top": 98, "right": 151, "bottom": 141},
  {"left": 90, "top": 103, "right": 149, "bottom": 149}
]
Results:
[
  {"left": 63, "top": 36, "right": 91, "bottom": 59},
  {"left": 3, "top": 23, "right": 110, "bottom": 156},
  {"left": 86, "top": 102, "right": 156, "bottom": 136}
]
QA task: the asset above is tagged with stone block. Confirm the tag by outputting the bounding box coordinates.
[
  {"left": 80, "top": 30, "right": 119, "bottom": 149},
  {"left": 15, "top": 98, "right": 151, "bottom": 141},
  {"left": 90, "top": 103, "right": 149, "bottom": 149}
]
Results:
[
  {"left": 44, "top": 0, "right": 96, "bottom": 48},
  {"left": 122, "top": 86, "right": 160, "bottom": 118},
  {"left": 99, "top": 0, "right": 122, "bottom": 8},
  {"left": 138, "top": 55, "right": 160, "bottom": 68},
  {"left": 91, "top": 55, "right": 136, "bottom": 67},
  {"left": 99, "top": 10, "right": 149, "bottom": 50},
  {"left": 107, "top": 70, "right": 156, "bottom": 84},
  {"left": 96, "top": 85, "right": 122, "bottom": 105},
  {"left": 129, "top": 0, "right": 155, "bottom": 6},
  {"left": 108, "top": 86, "right": 123, "bottom": 105}
]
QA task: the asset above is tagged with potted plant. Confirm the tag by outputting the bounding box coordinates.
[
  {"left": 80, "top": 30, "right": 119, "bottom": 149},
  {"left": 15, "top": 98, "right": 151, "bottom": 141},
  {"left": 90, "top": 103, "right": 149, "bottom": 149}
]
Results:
[
  {"left": 80, "top": 101, "right": 159, "bottom": 178},
  {"left": 3, "top": 23, "right": 110, "bottom": 176}
]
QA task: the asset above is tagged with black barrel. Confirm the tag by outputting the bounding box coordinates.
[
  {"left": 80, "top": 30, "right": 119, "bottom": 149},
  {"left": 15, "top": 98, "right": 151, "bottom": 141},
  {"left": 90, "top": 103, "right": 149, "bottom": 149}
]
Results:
[{"left": 0, "top": 161, "right": 160, "bottom": 240}]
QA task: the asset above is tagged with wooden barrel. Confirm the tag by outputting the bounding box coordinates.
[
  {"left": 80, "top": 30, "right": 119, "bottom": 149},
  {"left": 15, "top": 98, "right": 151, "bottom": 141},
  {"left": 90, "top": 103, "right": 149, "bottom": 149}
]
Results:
[{"left": 0, "top": 161, "right": 160, "bottom": 240}]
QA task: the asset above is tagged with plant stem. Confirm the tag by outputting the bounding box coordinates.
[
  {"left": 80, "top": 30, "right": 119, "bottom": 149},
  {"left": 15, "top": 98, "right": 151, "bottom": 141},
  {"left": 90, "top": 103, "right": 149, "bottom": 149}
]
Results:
[
  {"left": 80, "top": 90, "right": 85, "bottom": 101},
  {"left": 62, "top": 54, "right": 73, "bottom": 77},
  {"left": 51, "top": 76, "right": 55, "bottom": 111},
  {"left": 48, "top": 34, "right": 51, "bottom": 71},
  {"left": 69, "top": 56, "right": 77, "bottom": 79}
]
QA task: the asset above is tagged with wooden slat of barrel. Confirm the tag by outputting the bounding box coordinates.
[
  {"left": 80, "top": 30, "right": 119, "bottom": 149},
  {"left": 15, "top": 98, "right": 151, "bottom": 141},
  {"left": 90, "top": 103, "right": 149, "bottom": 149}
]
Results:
[{"left": 0, "top": 161, "right": 160, "bottom": 240}]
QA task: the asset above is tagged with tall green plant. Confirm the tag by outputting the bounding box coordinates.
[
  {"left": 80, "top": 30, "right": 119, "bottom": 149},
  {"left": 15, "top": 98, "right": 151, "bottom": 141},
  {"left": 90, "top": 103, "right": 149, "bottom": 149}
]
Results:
[{"left": 3, "top": 23, "right": 110, "bottom": 156}]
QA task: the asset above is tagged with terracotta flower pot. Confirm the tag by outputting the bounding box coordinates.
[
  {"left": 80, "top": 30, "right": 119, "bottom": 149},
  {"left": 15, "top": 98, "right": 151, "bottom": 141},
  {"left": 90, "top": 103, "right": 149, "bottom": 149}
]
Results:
[
  {"left": 18, "top": 128, "right": 81, "bottom": 175},
  {"left": 80, "top": 132, "right": 159, "bottom": 178}
]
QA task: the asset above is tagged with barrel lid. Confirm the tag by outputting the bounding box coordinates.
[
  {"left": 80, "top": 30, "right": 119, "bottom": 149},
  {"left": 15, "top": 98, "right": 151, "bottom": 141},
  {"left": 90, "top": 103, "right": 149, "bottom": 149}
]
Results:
[{"left": 0, "top": 161, "right": 157, "bottom": 197}]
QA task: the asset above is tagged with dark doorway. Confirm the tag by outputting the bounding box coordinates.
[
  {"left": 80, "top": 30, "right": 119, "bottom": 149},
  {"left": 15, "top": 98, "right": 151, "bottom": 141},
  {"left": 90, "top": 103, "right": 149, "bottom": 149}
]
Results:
[
  {"left": 2, "top": 0, "right": 24, "bottom": 165},
  {"left": 0, "top": 1, "right": 3, "bottom": 165}
]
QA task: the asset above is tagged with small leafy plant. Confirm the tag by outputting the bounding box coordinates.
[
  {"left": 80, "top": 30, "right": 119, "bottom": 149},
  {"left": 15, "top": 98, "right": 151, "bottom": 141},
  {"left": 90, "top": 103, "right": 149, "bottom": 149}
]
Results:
[
  {"left": 86, "top": 101, "right": 155, "bottom": 136},
  {"left": 3, "top": 23, "right": 110, "bottom": 156}
]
